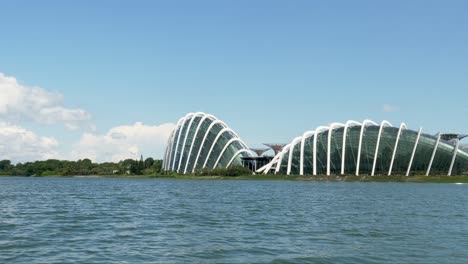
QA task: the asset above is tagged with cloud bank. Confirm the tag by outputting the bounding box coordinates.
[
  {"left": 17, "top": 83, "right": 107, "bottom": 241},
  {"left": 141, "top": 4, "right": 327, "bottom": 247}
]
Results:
[
  {"left": 0, "top": 72, "right": 176, "bottom": 163},
  {"left": 0, "top": 73, "right": 91, "bottom": 129},
  {"left": 70, "top": 122, "right": 175, "bottom": 162},
  {"left": 0, "top": 122, "right": 59, "bottom": 162}
]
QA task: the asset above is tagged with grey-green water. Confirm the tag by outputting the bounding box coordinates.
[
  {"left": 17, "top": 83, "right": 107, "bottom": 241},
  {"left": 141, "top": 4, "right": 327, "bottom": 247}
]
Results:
[{"left": 1, "top": 177, "right": 467, "bottom": 264}]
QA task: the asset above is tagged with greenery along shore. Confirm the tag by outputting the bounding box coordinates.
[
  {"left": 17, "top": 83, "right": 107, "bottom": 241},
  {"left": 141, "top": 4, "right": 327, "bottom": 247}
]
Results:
[
  {"left": 0, "top": 157, "right": 163, "bottom": 176},
  {"left": 1, "top": 158, "right": 468, "bottom": 183}
]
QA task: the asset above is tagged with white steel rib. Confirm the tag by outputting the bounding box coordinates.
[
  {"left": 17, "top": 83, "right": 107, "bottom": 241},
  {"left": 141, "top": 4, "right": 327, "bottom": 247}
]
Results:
[
  {"left": 183, "top": 114, "right": 215, "bottom": 174},
  {"left": 313, "top": 126, "right": 330, "bottom": 175},
  {"left": 355, "top": 120, "right": 378, "bottom": 176},
  {"left": 300, "top": 131, "right": 315, "bottom": 175},
  {"left": 166, "top": 118, "right": 183, "bottom": 170},
  {"left": 177, "top": 112, "right": 204, "bottom": 172},
  {"left": 327, "top": 123, "right": 345, "bottom": 176},
  {"left": 202, "top": 128, "right": 235, "bottom": 168},
  {"left": 275, "top": 144, "right": 290, "bottom": 174},
  {"left": 213, "top": 138, "right": 244, "bottom": 169},
  {"left": 167, "top": 117, "right": 185, "bottom": 171},
  {"left": 406, "top": 127, "right": 423, "bottom": 176},
  {"left": 287, "top": 137, "right": 303, "bottom": 175},
  {"left": 341, "top": 120, "right": 362, "bottom": 175},
  {"left": 388, "top": 123, "right": 407, "bottom": 176},
  {"left": 371, "top": 121, "right": 392, "bottom": 176},
  {"left": 264, "top": 153, "right": 281, "bottom": 174},
  {"left": 171, "top": 113, "right": 193, "bottom": 170},
  {"left": 192, "top": 120, "right": 226, "bottom": 173},
  {"left": 426, "top": 134, "right": 441, "bottom": 176},
  {"left": 448, "top": 139, "right": 460, "bottom": 176},
  {"left": 226, "top": 149, "right": 253, "bottom": 168}
]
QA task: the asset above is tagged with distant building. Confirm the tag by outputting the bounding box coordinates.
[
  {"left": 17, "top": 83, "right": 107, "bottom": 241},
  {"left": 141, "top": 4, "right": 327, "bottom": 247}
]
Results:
[{"left": 164, "top": 112, "right": 468, "bottom": 176}]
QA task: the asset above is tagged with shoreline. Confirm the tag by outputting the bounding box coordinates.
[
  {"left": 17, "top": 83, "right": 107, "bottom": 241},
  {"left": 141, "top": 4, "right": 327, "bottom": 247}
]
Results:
[{"left": 2, "top": 174, "right": 468, "bottom": 183}]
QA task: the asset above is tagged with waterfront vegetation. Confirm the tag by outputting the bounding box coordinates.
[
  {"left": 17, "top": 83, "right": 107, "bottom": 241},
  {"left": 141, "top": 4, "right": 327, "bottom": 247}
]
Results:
[
  {"left": 0, "top": 157, "right": 163, "bottom": 177},
  {"left": 1, "top": 159, "right": 467, "bottom": 182}
]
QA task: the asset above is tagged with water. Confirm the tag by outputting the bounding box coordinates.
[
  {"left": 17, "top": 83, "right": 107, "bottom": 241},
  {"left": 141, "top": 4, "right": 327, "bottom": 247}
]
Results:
[{"left": 1, "top": 177, "right": 467, "bottom": 264}]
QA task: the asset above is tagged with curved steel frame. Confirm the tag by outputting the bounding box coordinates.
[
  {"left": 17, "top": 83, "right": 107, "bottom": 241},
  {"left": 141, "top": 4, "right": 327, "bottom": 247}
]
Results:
[
  {"left": 355, "top": 120, "right": 378, "bottom": 176},
  {"left": 165, "top": 112, "right": 251, "bottom": 174},
  {"left": 287, "top": 137, "right": 303, "bottom": 175},
  {"left": 327, "top": 123, "right": 345, "bottom": 176},
  {"left": 388, "top": 123, "right": 407, "bottom": 176},
  {"left": 341, "top": 120, "right": 362, "bottom": 175},
  {"left": 299, "top": 131, "right": 315, "bottom": 175},
  {"left": 371, "top": 120, "right": 392, "bottom": 176}
]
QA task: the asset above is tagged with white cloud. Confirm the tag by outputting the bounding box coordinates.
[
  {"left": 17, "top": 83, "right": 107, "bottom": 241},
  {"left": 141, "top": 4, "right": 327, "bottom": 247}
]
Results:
[
  {"left": 0, "top": 72, "right": 91, "bottom": 129},
  {"left": 382, "top": 104, "right": 399, "bottom": 113},
  {"left": 0, "top": 122, "right": 59, "bottom": 162},
  {"left": 70, "top": 122, "right": 175, "bottom": 162}
]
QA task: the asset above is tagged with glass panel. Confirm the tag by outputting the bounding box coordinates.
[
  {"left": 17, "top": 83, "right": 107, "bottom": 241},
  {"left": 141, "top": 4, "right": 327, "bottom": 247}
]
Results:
[
  {"left": 358, "top": 125, "right": 379, "bottom": 175},
  {"left": 205, "top": 131, "right": 234, "bottom": 169},
  {"left": 217, "top": 141, "right": 244, "bottom": 168},
  {"left": 195, "top": 123, "right": 223, "bottom": 169},
  {"left": 329, "top": 127, "right": 344, "bottom": 175},
  {"left": 410, "top": 133, "right": 438, "bottom": 175},
  {"left": 303, "top": 136, "right": 314, "bottom": 175},
  {"left": 185, "top": 118, "right": 214, "bottom": 172},
  {"left": 430, "top": 141, "right": 456, "bottom": 175},
  {"left": 278, "top": 149, "right": 289, "bottom": 174},
  {"left": 178, "top": 116, "right": 202, "bottom": 171},
  {"left": 391, "top": 129, "right": 418, "bottom": 175},
  {"left": 343, "top": 126, "right": 360, "bottom": 175},
  {"left": 315, "top": 131, "right": 328, "bottom": 175},
  {"left": 453, "top": 148, "right": 468, "bottom": 175},
  {"left": 374, "top": 127, "right": 399, "bottom": 175},
  {"left": 172, "top": 118, "right": 192, "bottom": 170},
  {"left": 290, "top": 142, "right": 301, "bottom": 174}
]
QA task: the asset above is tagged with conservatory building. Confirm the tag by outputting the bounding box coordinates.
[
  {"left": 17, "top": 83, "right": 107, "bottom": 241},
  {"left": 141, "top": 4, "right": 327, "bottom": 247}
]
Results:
[
  {"left": 163, "top": 113, "right": 468, "bottom": 176},
  {"left": 162, "top": 112, "right": 254, "bottom": 174}
]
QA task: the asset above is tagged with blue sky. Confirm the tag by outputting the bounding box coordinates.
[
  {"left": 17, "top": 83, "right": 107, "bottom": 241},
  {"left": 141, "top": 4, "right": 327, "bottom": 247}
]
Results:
[{"left": 1, "top": 0, "right": 467, "bottom": 162}]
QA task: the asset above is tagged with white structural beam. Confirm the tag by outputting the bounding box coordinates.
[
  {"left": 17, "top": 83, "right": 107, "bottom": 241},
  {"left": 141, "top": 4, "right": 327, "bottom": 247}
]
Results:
[
  {"left": 388, "top": 123, "right": 407, "bottom": 176},
  {"left": 287, "top": 137, "right": 302, "bottom": 175},
  {"left": 275, "top": 144, "right": 290, "bottom": 174},
  {"left": 226, "top": 149, "right": 253, "bottom": 168},
  {"left": 406, "top": 127, "right": 423, "bottom": 176},
  {"left": 177, "top": 112, "right": 204, "bottom": 172},
  {"left": 183, "top": 114, "right": 215, "bottom": 174},
  {"left": 166, "top": 117, "right": 185, "bottom": 171},
  {"left": 166, "top": 118, "right": 183, "bottom": 170},
  {"left": 426, "top": 134, "right": 441, "bottom": 176},
  {"left": 213, "top": 138, "right": 243, "bottom": 169},
  {"left": 264, "top": 153, "right": 281, "bottom": 174},
  {"left": 171, "top": 113, "right": 194, "bottom": 170},
  {"left": 202, "top": 128, "right": 234, "bottom": 168},
  {"left": 448, "top": 139, "right": 461, "bottom": 176},
  {"left": 355, "top": 120, "right": 378, "bottom": 176},
  {"left": 327, "top": 123, "right": 345, "bottom": 176},
  {"left": 192, "top": 120, "right": 226, "bottom": 173},
  {"left": 313, "top": 126, "right": 330, "bottom": 175},
  {"left": 299, "top": 131, "right": 315, "bottom": 175},
  {"left": 371, "top": 121, "right": 392, "bottom": 176},
  {"left": 341, "top": 120, "right": 362, "bottom": 175}
]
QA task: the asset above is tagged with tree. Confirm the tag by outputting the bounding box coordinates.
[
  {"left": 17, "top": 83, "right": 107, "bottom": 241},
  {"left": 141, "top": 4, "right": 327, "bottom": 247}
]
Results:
[
  {"left": 0, "top": 160, "right": 12, "bottom": 171},
  {"left": 144, "top": 157, "right": 155, "bottom": 168},
  {"left": 153, "top": 159, "right": 163, "bottom": 173}
]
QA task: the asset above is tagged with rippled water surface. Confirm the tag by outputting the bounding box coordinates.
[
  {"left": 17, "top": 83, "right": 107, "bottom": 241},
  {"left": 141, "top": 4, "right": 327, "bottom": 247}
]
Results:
[{"left": 1, "top": 177, "right": 468, "bottom": 263}]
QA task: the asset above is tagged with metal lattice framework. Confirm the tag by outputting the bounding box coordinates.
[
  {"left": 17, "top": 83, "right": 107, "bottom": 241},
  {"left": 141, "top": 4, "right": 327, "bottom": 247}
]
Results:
[
  {"left": 250, "top": 148, "right": 270, "bottom": 157},
  {"left": 263, "top": 143, "right": 286, "bottom": 155},
  {"left": 163, "top": 112, "right": 254, "bottom": 174},
  {"left": 256, "top": 120, "right": 468, "bottom": 176}
]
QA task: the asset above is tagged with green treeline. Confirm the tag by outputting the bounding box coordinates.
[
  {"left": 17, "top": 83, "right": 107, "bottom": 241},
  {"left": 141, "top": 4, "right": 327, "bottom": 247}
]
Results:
[{"left": 0, "top": 156, "right": 163, "bottom": 176}]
